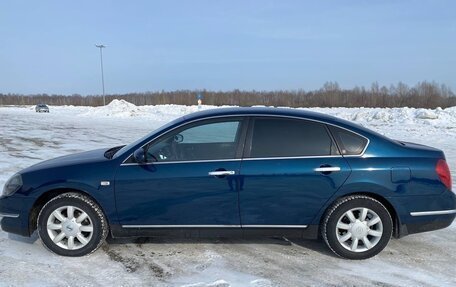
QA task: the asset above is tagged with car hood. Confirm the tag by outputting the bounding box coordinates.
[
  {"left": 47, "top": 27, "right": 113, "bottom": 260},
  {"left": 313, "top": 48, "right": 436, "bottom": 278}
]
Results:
[{"left": 21, "top": 148, "right": 109, "bottom": 173}]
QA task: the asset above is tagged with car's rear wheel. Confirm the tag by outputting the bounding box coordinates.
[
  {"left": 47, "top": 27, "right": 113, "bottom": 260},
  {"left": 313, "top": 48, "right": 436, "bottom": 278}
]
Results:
[
  {"left": 321, "top": 195, "right": 393, "bottom": 260},
  {"left": 37, "top": 192, "right": 108, "bottom": 256}
]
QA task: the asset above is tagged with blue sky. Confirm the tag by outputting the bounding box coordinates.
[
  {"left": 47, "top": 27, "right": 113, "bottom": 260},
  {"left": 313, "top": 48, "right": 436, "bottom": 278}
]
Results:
[{"left": 0, "top": 0, "right": 455, "bottom": 95}]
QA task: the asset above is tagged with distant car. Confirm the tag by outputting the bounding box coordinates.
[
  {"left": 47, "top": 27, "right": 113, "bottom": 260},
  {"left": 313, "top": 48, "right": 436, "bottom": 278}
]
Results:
[
  {"left": 1, "top": 108, "right": 455, "bottom": 258},
  {"left": 35, "top": 104, "right": 49, "bottom": 113}
]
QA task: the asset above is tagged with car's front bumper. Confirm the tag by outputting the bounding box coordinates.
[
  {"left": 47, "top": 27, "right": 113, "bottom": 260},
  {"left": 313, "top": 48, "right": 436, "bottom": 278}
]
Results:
[
  {"left": 0, "top": 195, "right": 34, "bottom": 237},
  {"left": 0, "top": 212, "right": 20, "bottom": 218}
]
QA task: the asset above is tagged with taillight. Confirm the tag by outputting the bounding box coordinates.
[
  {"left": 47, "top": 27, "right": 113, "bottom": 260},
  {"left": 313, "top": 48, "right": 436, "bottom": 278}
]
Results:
[{"left": 436, "top": 159, "right": 452, "bottom": 190}]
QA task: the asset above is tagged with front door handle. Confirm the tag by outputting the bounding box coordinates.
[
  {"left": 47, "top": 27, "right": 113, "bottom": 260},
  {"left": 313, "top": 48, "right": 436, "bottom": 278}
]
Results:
[
  {"left": 208, "top": 170, "right": 236, "bottom": 176},
  {"left": 314, "top": 166, "right": 341, "bottom": 173}
]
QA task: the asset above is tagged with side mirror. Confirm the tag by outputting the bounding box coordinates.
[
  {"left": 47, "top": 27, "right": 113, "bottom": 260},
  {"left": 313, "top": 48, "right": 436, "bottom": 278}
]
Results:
[
  {"left": 174, "top": 134, "right": 184, "bottom": 143},
  {"left": 133, "top": 148, "right": 146, "bottom": 164}
]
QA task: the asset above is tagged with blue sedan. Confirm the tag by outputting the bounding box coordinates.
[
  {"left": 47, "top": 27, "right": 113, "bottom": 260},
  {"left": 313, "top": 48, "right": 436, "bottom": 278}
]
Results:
[{"left": 1, "top": 107, "right": 455, "bottom": 259}]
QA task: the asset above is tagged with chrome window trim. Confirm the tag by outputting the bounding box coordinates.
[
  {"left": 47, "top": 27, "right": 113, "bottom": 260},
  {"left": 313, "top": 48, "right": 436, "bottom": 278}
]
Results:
[
  {"left": 120, "top": 113, "right": 370, "bottom": 166},
  {"left": 121, "top": 158, "right": 242, "bottom": 166},
  {"left": 121, "top": 156, "right": 345, "bottom": 166},
  {"left": 242, "top": 155, "right": 343, "bottom": 161},
  {"left": 410, "top": 209, "right": 456, "bottom": 216},
  {"left": 121, "top": 224, "right": 308, "bottom": 228}
]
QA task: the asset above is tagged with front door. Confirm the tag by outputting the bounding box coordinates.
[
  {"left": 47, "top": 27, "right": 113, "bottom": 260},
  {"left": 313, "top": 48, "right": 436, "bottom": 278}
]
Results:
[
  {"left": 239, "top": 117, "right": 351, "bottom": 226},
  {"left": 115, "top": 117, "right": 246, "bottom": 227}
]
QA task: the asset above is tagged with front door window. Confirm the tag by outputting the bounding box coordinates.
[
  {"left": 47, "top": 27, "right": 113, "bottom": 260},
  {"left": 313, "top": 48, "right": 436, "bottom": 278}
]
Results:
[{"left": 144, "top": 119, "right": 243, "bottom": 162}]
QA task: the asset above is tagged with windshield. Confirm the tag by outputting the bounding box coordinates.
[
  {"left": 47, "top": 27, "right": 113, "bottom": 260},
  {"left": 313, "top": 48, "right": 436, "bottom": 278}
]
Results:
[{"left": 112, "top": 116, "right": 185, "bottom": 159}]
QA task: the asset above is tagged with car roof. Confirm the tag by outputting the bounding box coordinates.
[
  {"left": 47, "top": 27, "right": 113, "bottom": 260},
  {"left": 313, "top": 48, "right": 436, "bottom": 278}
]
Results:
[
  {"left": 182, "top": 107, "right": 381, "bottom": 138},
  {"left": 184, "top": 107, "right": 334, "bottom": 121}
]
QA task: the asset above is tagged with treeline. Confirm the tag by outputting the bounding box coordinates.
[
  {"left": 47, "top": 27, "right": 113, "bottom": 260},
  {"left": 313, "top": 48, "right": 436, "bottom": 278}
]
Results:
[{"left": 1, "top": 81, "right": 455, "bottom": 108}]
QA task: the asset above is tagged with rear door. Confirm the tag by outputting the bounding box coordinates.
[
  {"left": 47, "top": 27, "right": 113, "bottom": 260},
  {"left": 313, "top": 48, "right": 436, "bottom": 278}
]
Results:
[{"left": 239, "top": 117, "right": 351, "bottom": 226}]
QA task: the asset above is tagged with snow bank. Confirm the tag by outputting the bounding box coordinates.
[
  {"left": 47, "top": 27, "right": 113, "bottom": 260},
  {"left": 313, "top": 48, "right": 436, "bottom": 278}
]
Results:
[
  {"left": 74, "top": 100, "right": 456, "bottom": 130},
  {"left": 415, "top": 109, "right": 439, "bottom": 119},
  {"left": 78, "top": 99, "right": 195, "bottom": 119},
  {"left": 77, "top": 100, "right": 236, "bottom": 123},
  {"left": 79, "top": 99, "right": 141, "bottom": 117},
  {"left": 301, "top": 106, "right": 456, "bottom": 128}
]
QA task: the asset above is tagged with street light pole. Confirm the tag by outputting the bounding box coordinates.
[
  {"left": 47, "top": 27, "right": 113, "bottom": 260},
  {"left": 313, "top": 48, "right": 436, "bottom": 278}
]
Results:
[{"left": 95, "top": 44, "right": 106, "bottom": 105}]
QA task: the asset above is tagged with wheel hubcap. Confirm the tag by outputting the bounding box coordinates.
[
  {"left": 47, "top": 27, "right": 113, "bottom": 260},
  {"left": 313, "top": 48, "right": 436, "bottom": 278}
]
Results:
[
  {"left": 336, "top": 207, "right": 383, "bottom": 252},
  {"left": 46, "top": 206, "right": 93, "bottom": 250},
  {"left": 62, "top": 220, "right": 80, "bottom": 237}
]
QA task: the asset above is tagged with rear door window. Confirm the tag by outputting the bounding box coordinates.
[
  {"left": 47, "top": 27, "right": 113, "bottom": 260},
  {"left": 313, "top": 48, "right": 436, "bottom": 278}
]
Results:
[{"left": 247, "top": 118, "right": 338, "bottom": 158}]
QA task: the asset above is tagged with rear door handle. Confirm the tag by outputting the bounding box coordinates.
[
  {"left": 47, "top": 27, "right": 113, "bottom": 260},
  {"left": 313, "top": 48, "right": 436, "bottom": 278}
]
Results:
[
  {"left": 208, "top": 170, "right": 236, "bottom": 176},
  {"left": 314, "top": 166, "right": 341, "bottom": 172}
]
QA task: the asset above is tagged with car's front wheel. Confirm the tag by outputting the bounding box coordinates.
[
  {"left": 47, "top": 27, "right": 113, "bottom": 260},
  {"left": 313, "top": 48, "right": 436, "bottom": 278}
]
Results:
[
  {"left": 321, "top": 195, "right": 393, "bottom": 260},
  {"left": 37, "top": 192, "right": 108, "bottom": 256}
]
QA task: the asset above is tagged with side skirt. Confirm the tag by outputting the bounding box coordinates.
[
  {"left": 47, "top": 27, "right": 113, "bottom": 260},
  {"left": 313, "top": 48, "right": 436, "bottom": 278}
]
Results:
[{"left": 110, "top": 225, "right": 319, "bottom": 240}]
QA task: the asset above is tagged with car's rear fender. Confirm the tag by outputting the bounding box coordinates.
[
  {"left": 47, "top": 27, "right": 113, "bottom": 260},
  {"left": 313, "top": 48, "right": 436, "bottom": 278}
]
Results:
[
  {"left": 309, "top": 180, "right": 401, "bottom": 226},
  {"left": 341, "top": 157, "right": 447, "bottom": 196},
  {"left": 310, "top": 155, "right": 452, "bottom": 235}
]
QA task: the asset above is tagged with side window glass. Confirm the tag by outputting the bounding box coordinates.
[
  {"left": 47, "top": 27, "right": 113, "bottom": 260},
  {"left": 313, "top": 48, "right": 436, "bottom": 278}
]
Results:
[
  {"left": 145, "top": 120, "right": 242, "bottom": 162},
  {"left": 180, "top": 122, "right": 239, "bottom": 143},
  {"left": 328, "top": 126, "right": 368, "bottom": 155},
  {"left": 249, "top": 118, "right": 336, "bottom": 158}
]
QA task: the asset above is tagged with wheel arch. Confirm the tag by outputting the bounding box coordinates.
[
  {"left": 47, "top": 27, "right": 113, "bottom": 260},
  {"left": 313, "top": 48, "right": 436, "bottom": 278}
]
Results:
[
  {"left": 319, "top": 191, "right": 401, "bottom": 238},
  {"left": 29, "top": 188, "right": 109, "bottom": 235}
]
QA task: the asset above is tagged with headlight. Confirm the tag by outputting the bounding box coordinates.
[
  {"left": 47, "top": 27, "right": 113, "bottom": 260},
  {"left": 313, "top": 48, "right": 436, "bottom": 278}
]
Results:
[{"left": 2, "top": 174, "right": 23, "bottom": 197}]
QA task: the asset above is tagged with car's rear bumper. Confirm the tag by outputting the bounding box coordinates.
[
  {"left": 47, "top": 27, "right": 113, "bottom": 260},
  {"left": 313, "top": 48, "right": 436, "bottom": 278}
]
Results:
[
  {"left": 401, "top": 212, "right": 455, "bottom": 236},
  {"left": 388, "top": 190, "right": 456, "bottom": 237}
]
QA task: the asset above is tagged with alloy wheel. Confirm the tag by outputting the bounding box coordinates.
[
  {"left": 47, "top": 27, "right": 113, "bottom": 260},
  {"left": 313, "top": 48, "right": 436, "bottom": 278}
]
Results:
[
  {"left": 335, "top": 207, "right": 383, "bottom": 252},
  {"left": 46, "top": 205, "right": 94, "bottom": 250}
]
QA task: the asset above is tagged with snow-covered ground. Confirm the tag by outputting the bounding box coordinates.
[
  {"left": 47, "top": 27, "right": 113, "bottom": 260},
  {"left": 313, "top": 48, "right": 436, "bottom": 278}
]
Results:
[{"left": 0, "top": 100, "right": 455, "bottom": 287}]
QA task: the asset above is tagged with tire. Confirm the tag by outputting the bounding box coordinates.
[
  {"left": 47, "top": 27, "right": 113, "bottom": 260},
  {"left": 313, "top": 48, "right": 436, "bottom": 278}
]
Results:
[
  {"left": 37, "top": 192, "right": 108, "bottom": 256},
  {"left": 321, "top": 195, "right": 393, "bottom": 260}
]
